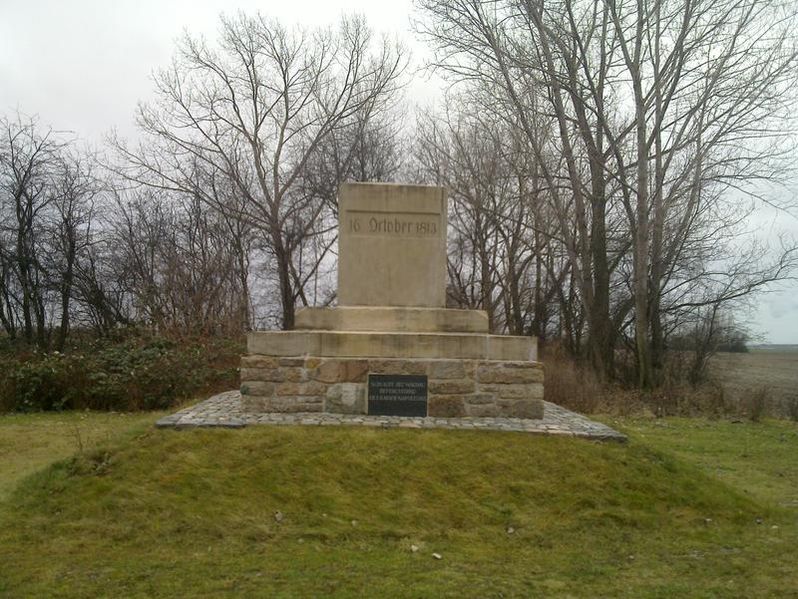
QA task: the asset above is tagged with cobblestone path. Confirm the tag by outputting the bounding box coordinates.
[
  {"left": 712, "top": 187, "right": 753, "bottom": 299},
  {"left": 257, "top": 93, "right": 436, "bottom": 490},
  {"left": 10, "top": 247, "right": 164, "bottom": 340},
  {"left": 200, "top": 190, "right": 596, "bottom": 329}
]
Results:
[{"left": 156, "top": 391, "right": 627, "bottom": 442}]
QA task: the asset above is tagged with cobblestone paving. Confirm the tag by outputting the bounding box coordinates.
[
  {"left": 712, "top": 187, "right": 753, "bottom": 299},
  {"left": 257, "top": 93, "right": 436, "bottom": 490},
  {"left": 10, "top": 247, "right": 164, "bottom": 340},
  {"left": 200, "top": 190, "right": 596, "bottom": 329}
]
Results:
[{"left": 156, "top": 390, "right": 627, "bottom": 442}]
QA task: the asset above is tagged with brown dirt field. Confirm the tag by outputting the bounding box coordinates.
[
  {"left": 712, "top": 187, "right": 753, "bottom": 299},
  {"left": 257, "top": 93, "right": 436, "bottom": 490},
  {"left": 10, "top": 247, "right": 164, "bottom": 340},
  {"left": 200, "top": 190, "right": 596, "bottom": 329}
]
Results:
[{"left": 711, "top": 348, "right": 798, "bottom": 417}]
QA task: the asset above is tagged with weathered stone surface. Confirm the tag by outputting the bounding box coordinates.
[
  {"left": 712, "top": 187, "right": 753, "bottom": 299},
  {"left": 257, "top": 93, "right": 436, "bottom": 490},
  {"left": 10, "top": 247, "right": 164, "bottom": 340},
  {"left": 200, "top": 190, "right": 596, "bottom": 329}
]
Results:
[
  {"left": 278, "top": 357, "right": 306, "bottom": 367},
  {"left": 428, "top": 360, "right": 473, "bottom": 380},
  {"left": 275, "top": 381, "right": 328, "bottom": 397},
  {"left": 318, "top": 331, "right": 482, "bottom": 359},
  {"left": 240, "top": 356, "right": 544, "bottom": 419},
  {"left": 465, "top": 403, "right": 500, "bottom": 417},
  {"left": 240, "top": 367, "right": 285, "bottom": 382},
  {"left": 527, "top": 384, "right": 544, "bottom": 400},
  {"left": 248, "top": 330, "right": 534, "bottom": 361},
  {"left": 367, "top": 359, "right": 429, "bottom": 375},
  {"left": 313, "top": 361, "right": 343, "bottom": 383},
  {"left": 342, "top": 360, "right": 370, "bottom": 382},
  {"left": 478, "top": 383, "right": 542, "bottom": 399},
  {"left": 295, "top": 306, "right": 489, "bottom": 333},
  {"left": 282, "top": 367, "right": 308, "bottom": 382},
  {"left": 247, "top": 332, "right": 320, "bottom": 356},
  {"left": 240, "top": 381, "right": 275, "bottom": 396},
  {"left": 428, "top": 395, "right": 465, "bottom": 417},
  {"left": 241, "top": 355, "right": 280, "bottom": 369},
  {"left": 464, "top": 393, "right": 495, "bottom": 405},
  {"left": 326, "top": 383, "right": 366, "bottom": 414},
  {"left": 429, "top": 379, "right": 475, "bottom": 394},
  {"left": 338, "top": 183, "right": 447, "bottom": 308},
  {"left": 476, "top": 364, "right": 544, "bottom": 384}
]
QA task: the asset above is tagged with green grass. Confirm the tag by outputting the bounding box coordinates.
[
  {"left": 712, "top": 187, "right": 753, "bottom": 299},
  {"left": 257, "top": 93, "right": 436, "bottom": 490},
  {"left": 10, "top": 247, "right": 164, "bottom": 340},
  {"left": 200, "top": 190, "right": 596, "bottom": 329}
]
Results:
[
  {"left": 616, "top": 417, "right": 798, "bottom": 509},
  {"left": 0, "top": 413, "right": 796, "bottom": 597},
  {"left": 0, "top": 410, "right": 164, "bottom": 501}
]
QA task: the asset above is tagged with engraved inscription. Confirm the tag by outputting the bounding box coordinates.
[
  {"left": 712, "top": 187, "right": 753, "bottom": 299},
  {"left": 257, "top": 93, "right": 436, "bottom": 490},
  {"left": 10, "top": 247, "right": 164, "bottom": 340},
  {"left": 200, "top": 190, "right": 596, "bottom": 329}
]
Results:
[
  {"left": 368, "top": 374, "right": 428, "bottom": 417},
  {"left": 346, "top": 211, "right": 440, "bottom": 237},
  {"left": 370, "top": 378, "right": 426, "bottom": 400}
]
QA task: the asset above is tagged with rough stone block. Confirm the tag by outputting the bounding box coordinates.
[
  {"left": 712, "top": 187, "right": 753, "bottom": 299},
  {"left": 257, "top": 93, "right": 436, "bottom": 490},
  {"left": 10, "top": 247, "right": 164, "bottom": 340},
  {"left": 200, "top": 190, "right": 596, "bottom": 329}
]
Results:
[
  {"left": 240, "top": 395, "right": 268, "bottom": 412},
  {"left": 367, "top": 359, "right": 428, "bottom": 375},
  {"left": 240, "top": 381, "right": 275, "bottom": 396},
  {"left": 282, "top": 367, "right": 308, "bottom": 382},
  {"left": 464, "top": 393, "right": 496, "bottom": 405},
  {"left": 240, "top": 367, "right": 284, "bottom": 382},
  {"left": 478, "top": 383, "right": 537, "bottom": 399},
  {"left": 342, "top": 360, "right": 370, "bottom": 382},
  {"left": 275, "top": 381, "right": 327, "bottom": 397},
  {"left": 326, "top": 383, "right": 366, "bottom": 414},
  {"left": 313, "top": 361, "right": 343, "bottom": 383},
  {"left": 241, "top": 355, "right": 280, "bottom": 369},
  {"left": 528, "top": 383, "right": 544, "bottom": 400},
  {"left": 279, "top": 357, "right": 307, "bottom": 367},
  {"left": 429, "top": 379, "right": 475, "bottom": 394},
  {"left": 465, "top": 403, "right": 500, "bottom": 417},
  {"left": 428, "top": 360, "right": 471, "bottom": 379},
  {"left": 428, "top": 395, "right": 465, "bottom": 417},
  {"left": 239, "top": 355, "right": 544, "bottom": 419}
]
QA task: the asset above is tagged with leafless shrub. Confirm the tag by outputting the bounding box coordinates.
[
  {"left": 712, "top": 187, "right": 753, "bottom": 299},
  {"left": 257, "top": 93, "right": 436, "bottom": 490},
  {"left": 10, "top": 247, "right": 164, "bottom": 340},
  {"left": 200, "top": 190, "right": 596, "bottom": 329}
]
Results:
[
  {"left": 543, "top": 345, "right": 602, "bottom": 414},
  {"left": 744, "top": 386, "right": 770, "bottom": 423},
  {"left": 786, "top": 395, "right": 798, "bottom": 422}
]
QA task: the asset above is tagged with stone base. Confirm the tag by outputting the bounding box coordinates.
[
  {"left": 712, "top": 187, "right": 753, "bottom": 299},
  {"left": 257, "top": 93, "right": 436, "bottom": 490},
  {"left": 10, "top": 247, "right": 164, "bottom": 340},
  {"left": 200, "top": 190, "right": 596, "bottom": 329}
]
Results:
[
  {"left": 295, "top": 306, "right": 489, "bottom": 333},
  {"left": 240, "top": 356, "right": 544, "bottom": 419},
  {"left": 295, "top": 306, "right": 488, "bottom": 334},
  {"left": 247, "top": 330, "right": 537, "bottom": 361}
]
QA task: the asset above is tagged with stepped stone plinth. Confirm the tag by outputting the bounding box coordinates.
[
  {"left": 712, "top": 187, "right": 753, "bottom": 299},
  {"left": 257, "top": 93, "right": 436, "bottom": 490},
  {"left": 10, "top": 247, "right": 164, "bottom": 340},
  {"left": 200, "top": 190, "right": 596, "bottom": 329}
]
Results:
[
  {"left": 295, "top": 306, "right": 489, "bottom": 333},
  {"left": 241, "top": 182, "right": 544, "bottom": 419}
]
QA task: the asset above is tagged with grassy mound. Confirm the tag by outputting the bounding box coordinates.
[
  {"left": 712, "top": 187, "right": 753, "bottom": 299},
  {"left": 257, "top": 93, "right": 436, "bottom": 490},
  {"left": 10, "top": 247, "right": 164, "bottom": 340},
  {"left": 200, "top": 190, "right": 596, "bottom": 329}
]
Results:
[{"left": 0, "top": 424, "right": 795, "bottom": 597}]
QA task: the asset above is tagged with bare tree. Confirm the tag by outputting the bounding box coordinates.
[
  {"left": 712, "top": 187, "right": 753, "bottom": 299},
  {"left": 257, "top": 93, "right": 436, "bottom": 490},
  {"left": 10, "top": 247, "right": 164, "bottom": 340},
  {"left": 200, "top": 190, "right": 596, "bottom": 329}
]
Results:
[
  {"left": 415, "top": 0, "right": 798, "bottom": 387},
  {"left": 412, "top": 101, "right": 564, "bottom": 336},
  {"left": 105, "top": 187, "right": 248, "bottom": 335},
  {"left": 0, "top": 113, "right": 114, "bottom": 348},
  {"left": 415, "top": 0, "right": 623, "bottom": 377},
  {"left": 49, "top": 149, "right": 101, "bottom": 349},
  {"left": 0, "top": 113, "right": 66, "bottom": 346},
  {"left": 114, "top": 13, "right": 407, "bottom": 329}
]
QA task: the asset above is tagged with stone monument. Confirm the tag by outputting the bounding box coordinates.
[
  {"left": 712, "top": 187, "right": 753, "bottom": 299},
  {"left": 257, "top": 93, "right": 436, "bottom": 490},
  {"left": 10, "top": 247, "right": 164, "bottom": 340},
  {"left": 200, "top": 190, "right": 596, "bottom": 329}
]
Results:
[{"left": 240, "top": 182, "right": 544, "bottom": 418}]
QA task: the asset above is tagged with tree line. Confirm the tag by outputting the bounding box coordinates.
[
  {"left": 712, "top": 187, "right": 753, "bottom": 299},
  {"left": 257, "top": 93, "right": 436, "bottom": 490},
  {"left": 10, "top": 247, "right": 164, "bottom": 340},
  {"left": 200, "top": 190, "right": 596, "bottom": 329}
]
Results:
[{"left": 1, "top": 5, "right": 796, "bottom": 388}]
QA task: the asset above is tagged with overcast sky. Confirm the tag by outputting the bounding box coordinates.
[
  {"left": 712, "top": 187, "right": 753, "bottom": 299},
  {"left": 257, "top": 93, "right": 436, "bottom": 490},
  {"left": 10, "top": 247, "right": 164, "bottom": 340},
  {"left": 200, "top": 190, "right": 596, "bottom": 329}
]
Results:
[{"left": 2, "top": 0, "right": 796, "bottom": 343}]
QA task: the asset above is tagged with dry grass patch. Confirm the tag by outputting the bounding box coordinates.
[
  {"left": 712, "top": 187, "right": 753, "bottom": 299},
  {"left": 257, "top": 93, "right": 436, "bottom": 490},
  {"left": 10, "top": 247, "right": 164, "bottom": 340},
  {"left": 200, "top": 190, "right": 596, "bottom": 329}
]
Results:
[{"left": 711, "top": 349, "right": 798, "bottom": 418}]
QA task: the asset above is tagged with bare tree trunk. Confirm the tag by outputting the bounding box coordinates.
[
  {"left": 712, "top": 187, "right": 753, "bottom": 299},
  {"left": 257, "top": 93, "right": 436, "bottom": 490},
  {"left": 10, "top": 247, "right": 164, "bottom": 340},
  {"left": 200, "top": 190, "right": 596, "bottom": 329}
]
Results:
[{"left": 56, "top": 259, "right": 73, "bottom": 351}]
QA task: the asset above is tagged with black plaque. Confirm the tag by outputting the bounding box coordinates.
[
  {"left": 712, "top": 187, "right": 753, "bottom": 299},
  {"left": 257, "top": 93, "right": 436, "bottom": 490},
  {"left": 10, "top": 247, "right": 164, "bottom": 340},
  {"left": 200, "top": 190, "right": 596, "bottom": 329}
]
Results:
[{"left": 368, "top": 374, "right": 428, "bottom": 417}]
